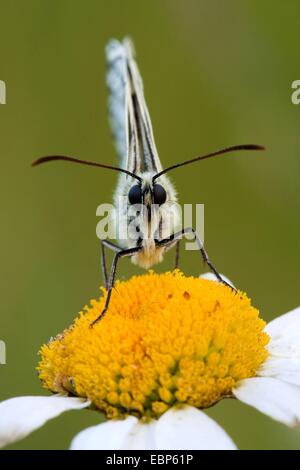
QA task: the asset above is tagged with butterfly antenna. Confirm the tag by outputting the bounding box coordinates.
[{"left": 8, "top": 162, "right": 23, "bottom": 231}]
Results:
[
  {"left": 153, "top": 144, "right": 265, "bottom": 181},
  {"left": 32, "top": 155, "right": 142, "bottom": 182}
]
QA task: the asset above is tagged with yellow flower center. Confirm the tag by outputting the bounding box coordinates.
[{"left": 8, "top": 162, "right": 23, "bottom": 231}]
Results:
[{"left": 38, "top": 271, "right": 269, "bottom": 419}]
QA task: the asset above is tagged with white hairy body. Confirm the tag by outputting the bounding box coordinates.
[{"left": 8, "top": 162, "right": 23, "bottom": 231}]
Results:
[{"left": 113, "top": 172, "right": 181, "bottom": 268}]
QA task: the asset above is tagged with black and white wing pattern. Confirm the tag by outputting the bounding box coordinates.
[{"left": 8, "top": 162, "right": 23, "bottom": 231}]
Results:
[{"left": 106, "top": 38, "right": 163, "bottom": 175}]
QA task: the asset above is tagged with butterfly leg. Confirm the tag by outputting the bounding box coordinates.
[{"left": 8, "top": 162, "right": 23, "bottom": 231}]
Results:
[
  {"left": 100, "top": 240, "right": 108, "bottom": 289},
  {"left": 157, "top": 227, "right": 235, "bottom": 291},
  {"left": 174, "top": 240, "right": 180, "bottom": 269},
  {"left": 100, "top": 239, "right": 124, "bottom": 289},
  {"left": 91, "top": 245, "right": 141, "bottom": 327}
]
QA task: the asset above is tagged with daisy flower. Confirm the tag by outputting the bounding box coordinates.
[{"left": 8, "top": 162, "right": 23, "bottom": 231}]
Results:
[{"left": 0, "top": 271, "right": 299, "bottom": 450}]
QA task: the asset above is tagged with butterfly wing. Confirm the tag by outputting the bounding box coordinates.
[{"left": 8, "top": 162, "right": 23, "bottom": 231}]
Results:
[{"left": 106, "top": 38, "right": 163, "bottom": 175}]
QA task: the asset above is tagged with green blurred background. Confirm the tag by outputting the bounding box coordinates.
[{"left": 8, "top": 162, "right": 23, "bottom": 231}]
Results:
[{"left": 0, "top": 0, "right": 300, "bottom": 450}]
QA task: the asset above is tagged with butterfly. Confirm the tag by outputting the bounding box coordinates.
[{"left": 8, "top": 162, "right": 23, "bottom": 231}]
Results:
[{"left": 32, "top": 38, "right": 264, "bottom": 326}]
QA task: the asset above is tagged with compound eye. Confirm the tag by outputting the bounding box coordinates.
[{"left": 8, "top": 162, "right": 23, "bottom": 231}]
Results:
[
  {"left": 128, "top": 184, "right": 142, "bottom": 205},
  {"left": 153, "top": 184, "right": 167, "bottom": 205}
]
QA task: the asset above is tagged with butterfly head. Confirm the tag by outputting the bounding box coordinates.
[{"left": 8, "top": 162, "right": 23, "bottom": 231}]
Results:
[{"left": 118, "top": 171, "right": 180, "bottom": 248}]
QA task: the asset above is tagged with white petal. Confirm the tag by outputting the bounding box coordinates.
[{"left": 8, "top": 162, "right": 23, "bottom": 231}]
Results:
[
  {"left": 233, "top": 377, "right": 300, "bottom": 427},
  {"left": 155, "top": 406, "right": 236, "bottom": 450},
  {"left": 200, "top": 272, "right": 235, "bottom": 288},
  {"left": 259, "top": 307, "right": 300, "bottom": 386},
  {"left": 71, "top": 416, "right": 157, "bottom": 450},
  {"left": 71, "top": 406, "right": 236, "bottom": 450},
  {"left": 265, "top": 306, "right": 300, "bottom": 340},
  {"left": 0, "top": 395, "right": 90, "bottom": 448},
  {"left": 259, "top": 357, "right": 300, "bottom": 386}
]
